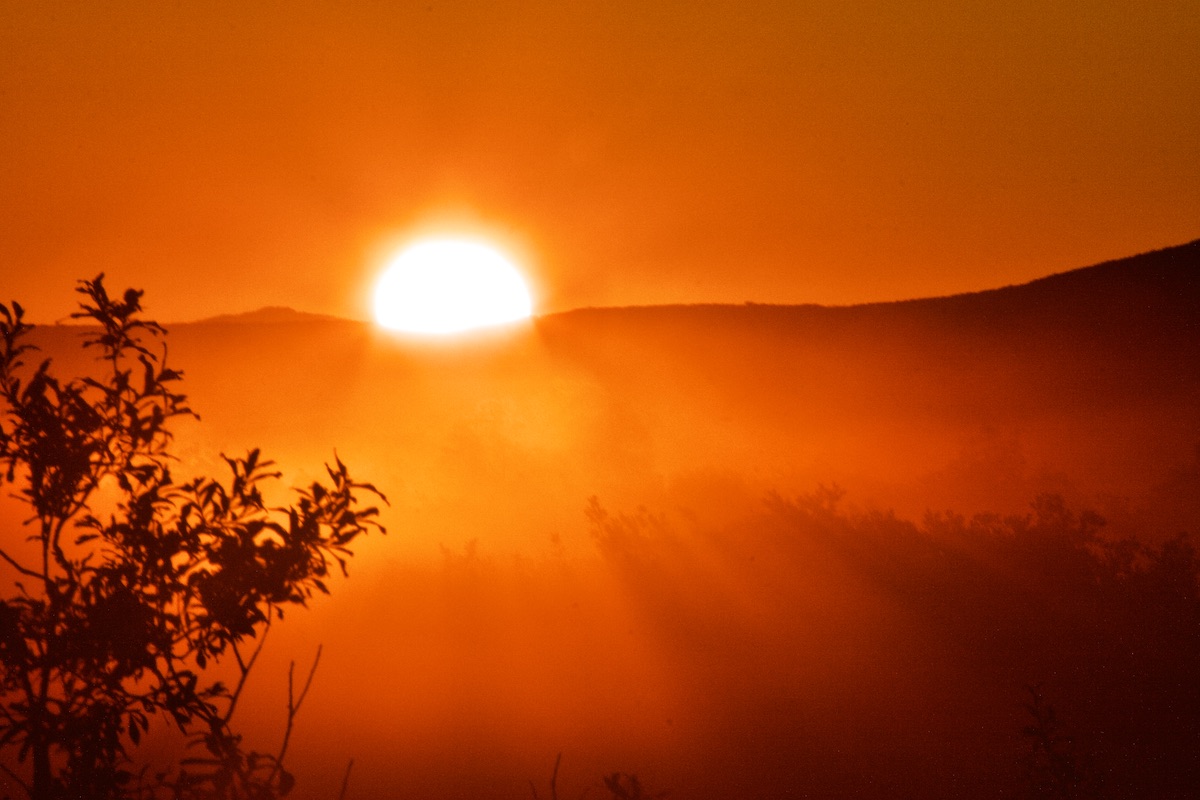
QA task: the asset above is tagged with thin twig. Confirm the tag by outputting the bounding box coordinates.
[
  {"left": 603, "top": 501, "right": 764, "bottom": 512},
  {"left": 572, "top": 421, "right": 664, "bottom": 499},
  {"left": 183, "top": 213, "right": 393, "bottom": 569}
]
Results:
[
  {"left": 336, "top": 758, "right": 354, "bottom": 800},
  {"left": 531, "top": 753, "right": 564, "bottom": 800},
  {"left": 292, "top": 644, "right": 322, "bottom": 712},
  {"left": 223, "top": 618, "right": 271, "bottom": 726},
  {"left": 0, "top": 761, "right": 30, "bottom": 796},
  {"left": 0, "top": 547, "right": 42, "bottom": 580},
  {"left": 274, "top": 645, "right": 323, "bottom": 773},
  {"left": 232, "top": 640, "right": 246, "bottom": 673}
]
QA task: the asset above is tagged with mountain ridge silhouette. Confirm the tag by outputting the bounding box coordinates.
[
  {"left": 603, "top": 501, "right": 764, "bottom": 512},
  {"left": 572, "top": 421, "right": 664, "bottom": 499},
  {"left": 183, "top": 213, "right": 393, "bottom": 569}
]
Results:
[
  {"left": 21, "top": 237, "right": 1200, "bottom": 544},
  {"left": 539, "top": 237, "right": 1199, "bottom": 330},
  {"left": 181, "top": 237, "right": 1199, "bottom": 327}
]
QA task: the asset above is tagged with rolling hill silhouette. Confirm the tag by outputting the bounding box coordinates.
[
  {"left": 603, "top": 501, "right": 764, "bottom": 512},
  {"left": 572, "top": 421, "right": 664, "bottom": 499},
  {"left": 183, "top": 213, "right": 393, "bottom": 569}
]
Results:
[
  {"left": 529, "top": 238, "right": 1199, "bottom": 514},
  {"left": 26, "top": 239, "right": 1196, "bottom": 544},
  {"left": 538, "top": 236, "right": 1199, "bottom": 412}
]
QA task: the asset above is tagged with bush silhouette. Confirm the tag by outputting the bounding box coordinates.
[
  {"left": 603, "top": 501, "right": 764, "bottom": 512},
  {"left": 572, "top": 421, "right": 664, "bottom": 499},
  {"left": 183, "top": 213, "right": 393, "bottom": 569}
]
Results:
[{"left": 0, "top": 277, "right": 384, "bottom": 799}]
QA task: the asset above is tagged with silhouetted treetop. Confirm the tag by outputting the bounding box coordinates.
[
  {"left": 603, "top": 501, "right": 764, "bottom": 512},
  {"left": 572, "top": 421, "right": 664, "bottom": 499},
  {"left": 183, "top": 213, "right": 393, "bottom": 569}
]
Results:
[{"left": 0, "top": 275, "right": 385, "bottom": 800}]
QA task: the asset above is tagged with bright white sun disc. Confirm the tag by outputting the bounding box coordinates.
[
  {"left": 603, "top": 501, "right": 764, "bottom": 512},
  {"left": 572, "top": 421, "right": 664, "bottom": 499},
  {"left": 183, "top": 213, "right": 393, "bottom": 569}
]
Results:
[{"left": 373, "top": 239, "right": 533, "bottom": 334}]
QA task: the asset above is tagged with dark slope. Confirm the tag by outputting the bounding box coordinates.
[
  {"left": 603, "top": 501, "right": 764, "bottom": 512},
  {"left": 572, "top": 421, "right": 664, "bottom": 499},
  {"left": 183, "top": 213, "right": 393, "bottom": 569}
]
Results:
[
  {"left": 531, "top": 240, "right": 1200, "bottom": 447},
  {"left": 537, "top": 238, "right": 1200, "bottom": 401},
  {"left": 190, "top": 306, "right": 348, "bottom": 325},
  {"left": 542, "top": 237, "right": 1199, "bottom": 328},
  {"left": 21, "top": 239, "right": 1200, "bottom": 526}
]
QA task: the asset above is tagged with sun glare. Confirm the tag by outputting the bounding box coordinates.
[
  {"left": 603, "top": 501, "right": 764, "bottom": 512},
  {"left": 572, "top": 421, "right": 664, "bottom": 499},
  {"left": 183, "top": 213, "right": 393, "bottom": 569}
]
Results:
[{"left": 373, "top": 239, "right": 533, "bottom": 334}]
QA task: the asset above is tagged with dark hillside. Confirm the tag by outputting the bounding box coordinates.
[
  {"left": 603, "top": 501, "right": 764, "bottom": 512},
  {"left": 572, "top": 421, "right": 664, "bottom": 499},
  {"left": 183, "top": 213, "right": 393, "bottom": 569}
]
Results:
[
  {"left": 22, "top": 240, "right": 1200, "bottom": 536},
  {"left": 538, "top": 238, "right": 1200, "bottom": 406},
  {"left": 527, "top": 240, "right": 1199, "bottom": 515}
]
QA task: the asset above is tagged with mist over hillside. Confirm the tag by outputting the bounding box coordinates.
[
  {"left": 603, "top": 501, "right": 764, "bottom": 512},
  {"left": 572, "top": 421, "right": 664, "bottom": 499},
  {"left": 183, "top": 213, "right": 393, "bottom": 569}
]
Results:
[
  {"left": 528, "top": 239, "right": 1199, "bottom": 519},
  {"left": 6, "top": 240, "right": 1199, "bottom": 798},
  {"left": 127, "top": 236, "right": 1195, "bottom": 554}
]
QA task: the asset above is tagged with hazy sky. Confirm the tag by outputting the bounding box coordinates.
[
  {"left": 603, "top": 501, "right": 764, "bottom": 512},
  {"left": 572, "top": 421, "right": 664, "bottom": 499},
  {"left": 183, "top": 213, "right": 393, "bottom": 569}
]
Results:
[{"left": 2, "top": 0, "right": 1197, "bottom": 322}]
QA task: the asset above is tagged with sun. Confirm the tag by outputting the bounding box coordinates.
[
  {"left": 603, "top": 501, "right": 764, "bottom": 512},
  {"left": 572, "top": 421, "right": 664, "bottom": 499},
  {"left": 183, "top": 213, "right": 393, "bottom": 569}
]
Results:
[{"left": 373, "top": 238, "right": 534, "bottom": 334}]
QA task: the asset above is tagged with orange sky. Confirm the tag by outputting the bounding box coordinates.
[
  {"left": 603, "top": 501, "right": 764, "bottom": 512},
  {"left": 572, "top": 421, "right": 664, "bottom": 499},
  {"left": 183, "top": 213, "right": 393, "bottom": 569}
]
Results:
[{"left": 2, "top": 0, "right": 1197, "bottom": 322}]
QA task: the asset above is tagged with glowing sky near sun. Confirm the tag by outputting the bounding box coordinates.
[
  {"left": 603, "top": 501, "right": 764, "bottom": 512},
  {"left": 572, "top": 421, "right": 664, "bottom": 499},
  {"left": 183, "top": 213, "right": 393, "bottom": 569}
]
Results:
[{"left": 1, "top": 1, "right": 1197, "bottom": 322}]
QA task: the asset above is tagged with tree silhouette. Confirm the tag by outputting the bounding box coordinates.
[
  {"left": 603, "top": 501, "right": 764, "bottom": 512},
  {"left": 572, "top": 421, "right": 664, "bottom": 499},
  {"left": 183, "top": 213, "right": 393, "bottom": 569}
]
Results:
[{"left": 0, "top": 277, "right": 385, "bottom": 799}]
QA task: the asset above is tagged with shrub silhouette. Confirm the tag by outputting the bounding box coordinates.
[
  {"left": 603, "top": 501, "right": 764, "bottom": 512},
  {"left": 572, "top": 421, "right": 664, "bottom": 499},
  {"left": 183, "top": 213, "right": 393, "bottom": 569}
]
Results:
[{"left": 0, "top": 277, "right": 384, "bottom": 799}]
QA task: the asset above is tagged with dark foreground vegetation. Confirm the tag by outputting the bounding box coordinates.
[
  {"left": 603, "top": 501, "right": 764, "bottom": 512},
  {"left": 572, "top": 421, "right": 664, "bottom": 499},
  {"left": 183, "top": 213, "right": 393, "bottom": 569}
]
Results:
[
  {"left": 0, "top": 279, "right": 384, "bottom": 799},
  {"left": 2, "top": 269, "right": 1197, "bottom": 799},
  {"left": 584, "top": 486, "right": 1200, "bottom": 799}
]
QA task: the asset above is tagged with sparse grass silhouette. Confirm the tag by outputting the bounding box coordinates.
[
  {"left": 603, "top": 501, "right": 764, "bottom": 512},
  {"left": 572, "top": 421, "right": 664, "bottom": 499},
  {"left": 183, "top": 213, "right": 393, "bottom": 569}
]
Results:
[
  {"left": 530, "top": 754, "right": 667, "bottom": 800},
  {"left": 1021, "top": 683, "right": 1094, "bottom": 800},
  {"left": 0, "top": 277, "right": 384, "bottom": 799}
]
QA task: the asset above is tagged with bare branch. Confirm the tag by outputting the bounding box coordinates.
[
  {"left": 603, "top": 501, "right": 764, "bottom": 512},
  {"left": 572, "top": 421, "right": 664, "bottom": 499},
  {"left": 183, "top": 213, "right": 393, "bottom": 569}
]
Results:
[
  {"left": 337, "top": 758, "right": 355, "bottom": 800},
  {"left": 292, "top": 644, "right": 322, "bottom": 712},
  {"left": 0, "top": 761, "right": 30, "bottom": 798},
  {"left": 223, "top": 618, "right": 271, "bottom": 726},
  {"left": 273, "top": 644, "right": 323, "bottom": 780},
  {"left": 0, "top": 546, "right": 43, "bottom": 580},
  {"left": 532, "top": 753, "right": 563, "bottom": 800}
]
